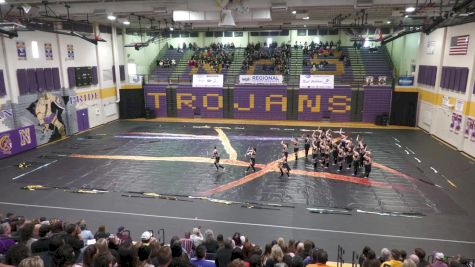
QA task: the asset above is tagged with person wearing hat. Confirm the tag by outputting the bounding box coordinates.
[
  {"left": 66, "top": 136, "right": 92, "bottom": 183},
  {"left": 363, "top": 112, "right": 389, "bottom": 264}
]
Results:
[
  {"left": 141, "top": 231, "right": 153, "bottom": 245},
  {"left": 432, "top": 253, "right": 448, "bottom": 267}
]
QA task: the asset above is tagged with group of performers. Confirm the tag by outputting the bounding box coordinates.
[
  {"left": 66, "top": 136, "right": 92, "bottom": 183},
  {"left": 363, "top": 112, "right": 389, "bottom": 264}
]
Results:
[{"left": 211, "top": 128, "right": 373, "bottom": 178}]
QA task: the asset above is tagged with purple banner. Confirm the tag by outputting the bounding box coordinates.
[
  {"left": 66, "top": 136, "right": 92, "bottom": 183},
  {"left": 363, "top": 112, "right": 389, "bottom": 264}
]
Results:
[
  {"left": 0, "top": 125, "right": 37, "bottom": 159},
  {"left": 176, "top": 86, "right": 223, "bottom": 118},
  {"left": 144, "top": 85, "right": 167, "bottom": 117},
  {"left": 233, "top": 86, "right": 287, "bottom": 120},
  {"left": 298, "top": 87, "right": 352, "bottom": 122},
  {"left": 362, "top": 86, "right": 392, "bottom": 123}
]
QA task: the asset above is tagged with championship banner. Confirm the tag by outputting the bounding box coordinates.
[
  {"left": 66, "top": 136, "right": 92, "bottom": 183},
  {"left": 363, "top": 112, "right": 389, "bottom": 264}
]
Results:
[
  {"left": 239, "top": 75, "right": 283, "bottom": 85},
  {"left": 192, "top": 74, "right": 223, "bottom": 88},
  {"left": 0, "top": 125, "right": 37, "bottom": 159},
  {"left": 299, "top": 75, "right": 334, "bottom": 89}
]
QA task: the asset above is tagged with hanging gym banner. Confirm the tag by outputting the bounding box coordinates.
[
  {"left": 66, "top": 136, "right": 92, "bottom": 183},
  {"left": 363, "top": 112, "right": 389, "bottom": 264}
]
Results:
[
  {"left": 239, "top": 75, "right": 283, "bottom": 85},
  {"left": 192, "top": 74, "right": 223, "bottom": 88},
  {"left": 299, "top": 75, "right": 335, "bottom": 89}
]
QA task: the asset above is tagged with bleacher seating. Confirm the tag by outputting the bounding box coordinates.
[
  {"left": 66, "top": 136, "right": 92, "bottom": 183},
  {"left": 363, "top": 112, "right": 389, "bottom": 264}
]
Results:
[
  {"left": 0, "top": 212, "right": 472, "bottom": 267},
  {"left": 149, "top": 49, "right": 186, "bottom": 82}
]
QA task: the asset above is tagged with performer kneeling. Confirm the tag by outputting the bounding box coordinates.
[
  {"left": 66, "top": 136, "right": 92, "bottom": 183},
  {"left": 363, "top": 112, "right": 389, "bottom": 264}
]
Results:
[
  {"left": 246, "top": 147, "right": 257, "bottom": 172},
  {"left": 212, "top": 146, "right": 225, "bottom": 171},
  {"left": 279, "top": 157, "right": 291, "bottom": 177}
]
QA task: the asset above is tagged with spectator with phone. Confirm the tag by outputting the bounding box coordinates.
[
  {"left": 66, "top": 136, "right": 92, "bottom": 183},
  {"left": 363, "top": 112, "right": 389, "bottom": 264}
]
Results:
[{"left": 191, "top": 227, "right": 204, "bottom": 247}]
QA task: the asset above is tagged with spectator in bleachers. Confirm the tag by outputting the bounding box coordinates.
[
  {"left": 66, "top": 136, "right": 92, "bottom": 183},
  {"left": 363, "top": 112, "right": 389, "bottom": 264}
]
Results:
[
  {"left": 19, "top": 223, "right": 36, "bottom": 251},
  {"left": 432, "top": 253, "right": 448, "bottom": 267},
  {"left": 414, "top": 248, "right": 430, "bottom": 267},
  {"left": 265, "top": 245, "right": 284, "bottom": 267},
  {"left": 191, "top": 245, "right": 216, "bottom": 267},
  {"left": 215, "top": 239, "right": 233, "bottom": 267},
  {"left": 93, "top": 252, "right": 116, "bottom": 267},
  {"left": 94, "top": 225, "right": 109, "bottom": 240},
  {"left": 203, "top": 229, "right": 219, "bottom": 255},
  {"left": 52, "top": 244, "right": 78, "bottom": 267},
  {"left": 381, "top": 249, "right": 403, "bottom": 267},
  {"left": 63, "top": 224, "right": 83, "bottom": 261},
  {"left": 191, "top": 228, "right": 204, "bottom": 248},
  {"left": 306, "top": 249, "right": 330, "bottom": 267},
  {"left": 154, "top": 246, "right": 172, "bottom": 267},
  {"left": 5, "top": 243, "right": 29, "bottom": 266},
  {"left": 170, "top": 241, "right": 191, "bottom": 267},
  {"left": 18, "top": 256, "right": 44, "bottom": 267},
  {"left": 138, "top": 245, "right": 154, "bottom": 267},
  {"left": 0, "top": 223, "right": 15, "bottom": 256},
  {"left": 403, "top": 259, "right": 417, "bottom": 267},
  {"left": 81, "top": 244, "right": 97, "bottom": 267},
  {"left": 31, "top": 224, "right": 51, "bottom": 254},
  {"left": 180, "top": 232, "right": 194, "bottom": 256},
  {"left": 78, "top": 221, "right": 93, "bottom": 242}
]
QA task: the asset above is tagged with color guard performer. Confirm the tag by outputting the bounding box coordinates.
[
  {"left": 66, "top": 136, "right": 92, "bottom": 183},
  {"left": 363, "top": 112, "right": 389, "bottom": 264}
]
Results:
[
  {"left": 281, "top": 141, "right": 289, "bottom": 160},
  {"left": 212, "top": 146, "right": 225, "bottom": 171},
  {"left": 246, "top": 147, "right": 257, "bottom": 172}
]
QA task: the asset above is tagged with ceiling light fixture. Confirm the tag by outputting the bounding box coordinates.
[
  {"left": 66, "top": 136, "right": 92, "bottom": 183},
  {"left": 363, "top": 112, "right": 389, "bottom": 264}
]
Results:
[
  {"left": 303, "top": 16, "right": 309, "bottom": 20},
  {"left": 170, "top": 27, "right": 174, "bottom": 31},
  {"left": 386, "top": 20, "right": 391, "bottom": 24},
  {"left": 0, "top": 0, "right": 6, "bottom": 4},
  {"left": 292, "top": 10, "right": 296, "bottom": 14},
  {"left": 304, "top": 24, "right": 307, "bottom": 27},
  {"left": 107, "top": 15, "right": 116, "bottom": 21},
  {"left": 404, "top": 15, "right": 409, "bottom": 18},
  {"left": 405, "top": 6, "right": 415, "bottom": 13},
  {"left": 123, "top": 20, "right": 130, "bottom": 25}
]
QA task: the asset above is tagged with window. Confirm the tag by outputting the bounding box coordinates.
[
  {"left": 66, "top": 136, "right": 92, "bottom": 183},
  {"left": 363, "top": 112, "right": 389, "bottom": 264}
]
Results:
[
  {"left": 297, "top": 29, "right": 307, "bottom": 36},
  {"left": 127, "top": 63, "right": 137, "bottom": 76},
  {"left": 31, "top": 41, "right": 39, "bottom": 59},
  {"left": 307, "top": 29, "right": 318, "bottom": 36},
  {"left": 233, "top": 31, "right": 243, "bottom": 37},
  {"left": 266, "top": 38, "right": 272, "bottom": 47},
  {"left": 224, "top": 31, "right": 233, "bottom": 37}
]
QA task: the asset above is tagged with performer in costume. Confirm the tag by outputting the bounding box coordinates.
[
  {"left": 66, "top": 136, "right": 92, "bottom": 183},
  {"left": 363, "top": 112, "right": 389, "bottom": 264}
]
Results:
[
  {"left": 363, "top": 151, "right": 372, "bottom": 178},
  {"left": 352, "top": 150, "right": 360, "bottom": 176},
  {"left": 337, "top": 145, "right": 345, "bottom": 172},
  {"left": 281, "top": 141, "right": 289, "bottom": 160},
  {"left": 304, "top": 134, "right": 311, "bottom": 159},
  {"left": 279, "top": 157, "right": 291, "bottom": 177},
  {"left": 212, "top": 146, "right": 225, "bottom": 171},
  {"left": 292, "top": 137, "right": 299, "bottom": 161},
  {"left": 246, "top": 147, "right": 257, "bottom": 172}
]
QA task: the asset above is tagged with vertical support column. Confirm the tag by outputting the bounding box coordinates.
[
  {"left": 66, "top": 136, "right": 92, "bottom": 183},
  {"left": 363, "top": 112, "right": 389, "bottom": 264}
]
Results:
[
  {"left": 111, "top": 24, "right": 121, "bottom": 103},
  {"left": 429, "top": 27, "right": 447, "bottom": 135},
  {"left": 1, "top": 36, "right": 18, "bottom": 129}
]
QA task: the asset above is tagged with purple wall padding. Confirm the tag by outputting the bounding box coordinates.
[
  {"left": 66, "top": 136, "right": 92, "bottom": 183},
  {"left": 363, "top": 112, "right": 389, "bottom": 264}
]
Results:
[
  {"left": 144, "top": 85, "right": 167, "bottom": 117},
  {"left": 52, "top": 68, "right": 61, "bottom": 90},
  {"left": 233, "top": 85, "right": 288, "bottom": 120},
  {"left": 458, "top": 68, "right": 468, "bottom": 93},
  {"left": 417, "top": 65, "right": 437, "bottom": 86},
  {"left": 27, "top": 69, "right": 38, "bottom": 93},
  {"left": 67, "top": 67, "right": 76, "bottom": 88},
  {"left": 454, "top": 68, "right": 461, "bottom": 92},
  {"left": 441, "top": 67, "right": 448, "bottom": 88},
  {"left": 176, "top": 86, "right": 224, "bottom": 118},
  {"left": 91, "top": 66, "right": 98, "bottom": 85},
  {"left": 362, "top": 86, "right": 392, "bottom": 123},
  {"left": 119, "top": 65, "right": 125, "bottom": 81},
  {"left": 0, "top": 70, "right": 6, "bottom": 96},
  {"left": 36, "top": 68, "right": 46, "bottom": 92},
  {"left": 448, "top": 68, "right": 456, "bottom": 91},
  {"left": 298, "top": 87, "right": 352, "bottom": 122},
  {"left": 44, "top": 68, "right": 54, "bottom": 91},
  {"left": 112, "top": 65, "right": 116, "bottom": 83},
  {"left": 17, "top": 69, "right": 28, "bottom": 95}
]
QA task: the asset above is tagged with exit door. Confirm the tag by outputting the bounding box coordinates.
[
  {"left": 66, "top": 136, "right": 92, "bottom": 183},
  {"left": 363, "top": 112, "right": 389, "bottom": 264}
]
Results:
[{"left": 77, "top": 108, "right": 90, "bottom": 132}]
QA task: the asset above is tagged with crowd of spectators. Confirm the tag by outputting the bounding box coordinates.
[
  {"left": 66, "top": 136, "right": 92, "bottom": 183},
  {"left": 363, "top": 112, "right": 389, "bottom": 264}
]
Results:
[
  {"left": 187, "top": 43, "right": 235, "bottom": 74},
  {"left": 157, "top": 59, "right": 176, "bottom": 68},
  {"left": 241, "top": 43, "right": 291, "bottom": 75},
  {"left": 0, "top": 212, "right": 472, "bottom": 267}
]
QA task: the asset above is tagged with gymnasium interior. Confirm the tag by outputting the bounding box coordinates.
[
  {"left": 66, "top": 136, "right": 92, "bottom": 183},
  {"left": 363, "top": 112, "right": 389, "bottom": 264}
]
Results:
[{"left": 0, "top": 0, "right": 475, "bottom": 267}]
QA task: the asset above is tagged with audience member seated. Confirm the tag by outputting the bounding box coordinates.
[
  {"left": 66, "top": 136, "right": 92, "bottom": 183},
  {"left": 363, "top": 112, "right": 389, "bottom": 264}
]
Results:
[
  {"left": 242, "top": 42, "right": 291, "bottom": 74},
  {"left": 0, "top": 212, "right": 470, "bottom": 267},
  {"left": 189, "top": 43, "right": 234, "bottom": 74}
]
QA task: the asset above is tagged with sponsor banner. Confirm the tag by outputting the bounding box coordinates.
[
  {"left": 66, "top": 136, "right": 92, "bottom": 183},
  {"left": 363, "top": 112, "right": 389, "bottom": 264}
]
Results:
[
  {"left": 16, "top": 41, "right": 27, "bottom": 60},
  {"left": 45, "top": 43, "right": 53, "bottom": 60},
  {"left": 398, "top": 76, "right": 414, "bottom": 86},
  {"left": 299, "top": 75, "right": 334, "bottom": 89},
  {"left": 192, "top": 74, "right": 223, "bottom": 88},
  {"left": 239, "top": 75, "right": 283, "bottom": 85},
  {"left": 0, "top": 125, "right": 37, "bottom": 159}
]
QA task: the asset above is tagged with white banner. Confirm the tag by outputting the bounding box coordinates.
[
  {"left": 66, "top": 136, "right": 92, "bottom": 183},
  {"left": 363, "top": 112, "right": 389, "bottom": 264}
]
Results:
[
  {"left": 455, "top": 99, "right": 464, "bottom": 113},
  {"left": 239, "top": 75, "right": 283, "bottom": 85},
  {"left": 192, "top": 74, "right": 223, "bottom": 88},
  {"left": 299, "top": 75, "right": 334, "bottom": 89}
]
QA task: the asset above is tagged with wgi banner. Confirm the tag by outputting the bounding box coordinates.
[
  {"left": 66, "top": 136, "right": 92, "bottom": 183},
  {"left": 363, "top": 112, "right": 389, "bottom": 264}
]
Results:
[
  {"left": 299, "top": 75, "right": 334, "bottom": 89},
  {"left": 239, "top": 75, "right": 283, "bottom": 85},
  {"left": 192, "top": 74, "right": 223, "bottom": 88}
]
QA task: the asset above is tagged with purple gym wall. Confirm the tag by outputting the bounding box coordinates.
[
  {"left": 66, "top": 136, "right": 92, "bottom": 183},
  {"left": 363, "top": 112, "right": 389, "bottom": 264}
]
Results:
[
  {"left": 144, "top": 85, "right": 167, "bottom": 117},
  {"left": 0, "top": 125, "right": 37, "bottom": 159},
  {"left": 233, "top": 85, "right": 287, "bottom": 120},
  {"left": 298, "top": 87, "right": 352, "bottom": 122},
  {"left": 362, "top": 86, "right": 392, "bottom": 123},
  {"left": 176, "top": 86, "right": 223, "bottom": 118}
]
